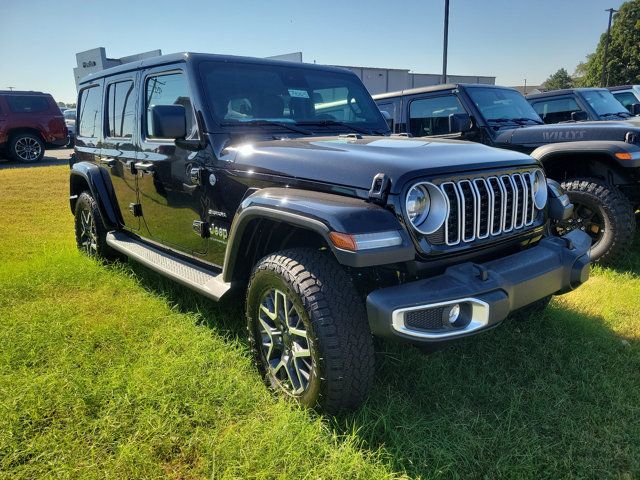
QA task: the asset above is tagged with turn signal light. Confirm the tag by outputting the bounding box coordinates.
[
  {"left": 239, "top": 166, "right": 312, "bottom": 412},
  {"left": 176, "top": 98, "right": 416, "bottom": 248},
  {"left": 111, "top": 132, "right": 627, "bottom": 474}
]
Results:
[
  {"left": 329, "top": 232, "right": 357, "bottom": 251},
  {"left": 329, "top": 230, "right": 403, "bottom": 251},
  {"left": 615, "top": 152, "right": 633, "bottom": 160}
]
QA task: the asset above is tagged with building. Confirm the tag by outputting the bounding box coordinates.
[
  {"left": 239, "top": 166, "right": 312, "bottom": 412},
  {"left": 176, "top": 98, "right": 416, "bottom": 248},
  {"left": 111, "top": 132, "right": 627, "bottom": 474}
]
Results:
[
  {"left": 336, "top": 65, "right": 495, "bottom": 95},
  {"left": 267, "top": 52, "right": 495, "bottom": 95},
  {"left": 73, "top": 48, "right": 162, "bottom": 89},
  {"left": 74, "top": 48, "right": 495, "bottom": 94}
]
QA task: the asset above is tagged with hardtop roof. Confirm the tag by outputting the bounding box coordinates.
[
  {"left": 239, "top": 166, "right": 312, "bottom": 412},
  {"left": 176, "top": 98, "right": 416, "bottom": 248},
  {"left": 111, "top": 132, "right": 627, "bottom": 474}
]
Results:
[
  {"left": 526, "top": 87, "right": 607, "bottom": 99},
  {"left": 372, "top": 83, "right": 516, "bottom": 101},
  {"left": 78, "top": 52, "right": 354, "bottom": 86}
]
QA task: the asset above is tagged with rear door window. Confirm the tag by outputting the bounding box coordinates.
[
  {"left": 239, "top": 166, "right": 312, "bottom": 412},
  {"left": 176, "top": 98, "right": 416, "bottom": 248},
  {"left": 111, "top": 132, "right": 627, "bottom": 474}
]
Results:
[
  {"left": 409, "top": 95, "right": 464, "bottom": 136},
  {"left": 106, "top": 80, "right": 135, "bottom": 138},
  {"left": 6, "top": 95, "right": 49, "bottom": 113},
  {"left": 78, "top": 86, "right": 102, "bottom": 138},
  {"left": 531, "top": 97, "right": 583, "bottom": 123}
]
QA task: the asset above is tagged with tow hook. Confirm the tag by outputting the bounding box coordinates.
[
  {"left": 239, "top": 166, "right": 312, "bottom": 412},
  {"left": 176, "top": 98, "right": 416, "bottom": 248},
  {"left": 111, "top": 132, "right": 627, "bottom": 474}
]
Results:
[{"left": 473, "top": 264, "right": 489, "bottom": 281}]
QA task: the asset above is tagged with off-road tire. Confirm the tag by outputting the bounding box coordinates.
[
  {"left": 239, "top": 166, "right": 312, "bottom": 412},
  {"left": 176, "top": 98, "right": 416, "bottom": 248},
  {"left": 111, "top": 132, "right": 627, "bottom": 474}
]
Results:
[
  {"left": 510, "top": 295, "right": 552, "bottom": 322},
  {"left": 74, "top": 191, "right": 119, "bottom": 260},
  {"left": 246, "top": 248, "right": 375, "bottom": 414},
  {"left": 559, "top": 178, "right": 635, "bottom": 263},
  {"left": 9, "top": 133, "right": 45, "bottom": 163}
]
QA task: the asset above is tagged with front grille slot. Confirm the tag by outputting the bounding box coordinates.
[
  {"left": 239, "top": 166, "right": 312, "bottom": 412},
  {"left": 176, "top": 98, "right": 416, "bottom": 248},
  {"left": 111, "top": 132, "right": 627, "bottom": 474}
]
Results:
[{"left": 441, "top": 171, "right": 538, "bottom": 246}]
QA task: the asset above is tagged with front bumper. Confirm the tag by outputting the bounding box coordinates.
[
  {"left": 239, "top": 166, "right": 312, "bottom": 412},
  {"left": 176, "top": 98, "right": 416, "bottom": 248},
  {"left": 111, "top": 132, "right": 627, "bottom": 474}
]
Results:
[
  {"left": 366, "top": 230, "right": 591, "bottom": 344},
  {"left": 49, "top": 136, "right": 69, "bottom": 147}
]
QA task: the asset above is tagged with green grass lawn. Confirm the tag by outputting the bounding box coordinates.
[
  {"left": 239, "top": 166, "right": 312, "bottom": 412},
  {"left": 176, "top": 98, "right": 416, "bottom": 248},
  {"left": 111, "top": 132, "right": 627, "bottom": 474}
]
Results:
[{"left": 1, "top": 165, "right": 639, "bottom": 479}]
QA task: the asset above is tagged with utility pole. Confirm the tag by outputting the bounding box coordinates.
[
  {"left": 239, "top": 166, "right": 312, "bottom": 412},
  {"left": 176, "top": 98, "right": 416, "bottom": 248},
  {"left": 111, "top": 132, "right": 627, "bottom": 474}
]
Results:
[
  {"left": 523, "top": 79, "right": 527, "bottom": 95},
  {"left": 601, "top": 8, "right": 617, "bottom": 87},
  {"left": 442, "top": 0, "right": 450, "bottom": 84}
]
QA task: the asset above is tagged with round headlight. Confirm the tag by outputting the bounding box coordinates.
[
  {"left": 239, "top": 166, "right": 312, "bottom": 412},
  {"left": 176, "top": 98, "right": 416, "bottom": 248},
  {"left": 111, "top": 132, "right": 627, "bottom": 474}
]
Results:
[
  {"left": 531, "top": 169, "right": 548, "bottom": 210},
  {"left": 405, "top": 182, "right": 448, "bottom": 234},
  {"left": 406, "top": 184, "right": 430, "bottom": 224}
]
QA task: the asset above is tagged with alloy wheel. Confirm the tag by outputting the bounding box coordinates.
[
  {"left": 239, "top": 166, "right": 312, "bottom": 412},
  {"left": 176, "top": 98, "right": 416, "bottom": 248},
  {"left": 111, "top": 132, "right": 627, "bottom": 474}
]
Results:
[
  {"left": 257, "top": 288, "right": 313, "bottom": 396},
  {"left": 79, "top": 209, "right": 98, "bottom": 255},
  {"left": 14, "top": 137, "right": 42, "bottom": 162}
]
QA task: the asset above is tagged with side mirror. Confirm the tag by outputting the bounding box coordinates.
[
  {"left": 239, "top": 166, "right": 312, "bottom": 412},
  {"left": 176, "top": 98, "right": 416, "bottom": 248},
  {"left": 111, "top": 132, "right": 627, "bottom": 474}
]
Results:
[
  {"left": 149, "top": 104, "right": 186, "bottom": 139},
  {"left": 449, "top": 113, "right": 472, "bottom": 134},
  {"left": 380, "top": 110, "right": 394, "bottom": 130},
  {"left": 630, "top": 103, "right": 640, "bottom": 116},
  {"left": 571, "top": 110, "right": 588, "bottom": 122}
]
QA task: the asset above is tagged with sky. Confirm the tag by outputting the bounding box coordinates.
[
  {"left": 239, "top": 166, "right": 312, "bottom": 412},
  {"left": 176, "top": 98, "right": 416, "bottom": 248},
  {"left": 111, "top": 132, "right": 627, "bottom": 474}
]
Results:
[{"left": 0, "top": 0, "right": 627, "bottom": 104}]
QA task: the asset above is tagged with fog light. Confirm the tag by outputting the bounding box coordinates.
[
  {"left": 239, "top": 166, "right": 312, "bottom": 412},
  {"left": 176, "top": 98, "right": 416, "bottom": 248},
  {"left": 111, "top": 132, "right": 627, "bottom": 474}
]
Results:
[{"left": 444, "top": 304, "right": 461, "bottom": 325}]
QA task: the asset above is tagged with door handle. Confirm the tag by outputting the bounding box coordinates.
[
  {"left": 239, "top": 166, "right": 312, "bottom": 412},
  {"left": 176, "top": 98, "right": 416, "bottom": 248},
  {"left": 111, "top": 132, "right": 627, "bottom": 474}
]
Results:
[
  {"left": 99, "top": 157, "right": 116, "bottom": 167},
  {"left": 134, "top": 162, "right": 155, "bottom": 173}
]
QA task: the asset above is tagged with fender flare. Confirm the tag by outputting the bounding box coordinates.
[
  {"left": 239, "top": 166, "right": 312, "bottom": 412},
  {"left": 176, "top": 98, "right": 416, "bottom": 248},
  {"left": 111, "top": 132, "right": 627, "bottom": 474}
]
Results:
[
  {"left": 69, "top": 161, "right": 122, "bottom": 229},
  {"left": 530, "top": 140, "right": 640, "bottom": 169},
  {"left": 222, "top": 188, "right": 415, "bottom": 282}
]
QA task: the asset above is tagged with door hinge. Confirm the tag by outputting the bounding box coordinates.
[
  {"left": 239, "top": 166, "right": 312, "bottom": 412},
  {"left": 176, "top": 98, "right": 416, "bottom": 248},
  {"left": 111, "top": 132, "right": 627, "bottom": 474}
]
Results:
[
  {"left": 129, "top": 203, "right": 142, "bottom": 217},
  {"left": 193, "top": 220, "right": 211, "bottom": 238}
]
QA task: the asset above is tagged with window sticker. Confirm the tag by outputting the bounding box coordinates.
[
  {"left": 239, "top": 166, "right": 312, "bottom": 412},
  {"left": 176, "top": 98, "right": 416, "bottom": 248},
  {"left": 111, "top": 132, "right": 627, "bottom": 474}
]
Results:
[{"left": 288, "top": 89, "right": 310, "bottom": 98}]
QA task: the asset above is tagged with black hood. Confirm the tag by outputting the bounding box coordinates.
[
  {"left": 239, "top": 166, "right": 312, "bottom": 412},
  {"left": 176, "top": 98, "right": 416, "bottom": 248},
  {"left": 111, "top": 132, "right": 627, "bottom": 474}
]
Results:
[
  {"left": 219, "top": 136, "right": 537, "bottom": 193},
  {"left": 494, "top": 120, "right": 640, "bottom": 147}
]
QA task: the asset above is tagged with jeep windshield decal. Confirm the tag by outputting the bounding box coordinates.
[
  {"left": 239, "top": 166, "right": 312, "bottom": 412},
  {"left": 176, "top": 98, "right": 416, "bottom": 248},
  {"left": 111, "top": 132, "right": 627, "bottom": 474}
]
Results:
[
  {"left": 466, "top": 87, "right": 543, "bottom": 128},
  {"left": 199, "top": 61, "right": 388, "bottom": 135}
]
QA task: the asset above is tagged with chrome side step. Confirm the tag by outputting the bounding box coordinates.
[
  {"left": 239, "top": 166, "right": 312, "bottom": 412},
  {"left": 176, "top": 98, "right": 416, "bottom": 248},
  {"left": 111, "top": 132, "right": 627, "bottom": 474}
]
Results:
[{"left": 106, "top": 231, "right": 230, "bottom": 301}]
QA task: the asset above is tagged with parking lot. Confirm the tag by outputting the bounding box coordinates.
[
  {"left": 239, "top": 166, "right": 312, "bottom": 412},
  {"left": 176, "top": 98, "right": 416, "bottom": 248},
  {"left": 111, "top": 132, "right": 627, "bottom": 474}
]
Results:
[{"left": 0, "top": 147, "right": 72, "bottom": 169}]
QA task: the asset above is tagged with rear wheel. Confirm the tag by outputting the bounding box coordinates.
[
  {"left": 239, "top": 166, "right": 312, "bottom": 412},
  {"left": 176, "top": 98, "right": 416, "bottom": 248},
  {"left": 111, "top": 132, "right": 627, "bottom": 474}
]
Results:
[
  {"left": 9, "top": 133, "right": 45, "bottom": 163},
  {"left": 555, "top": 178, "right": 635, "bottom": 263},
  {"left": 246, "top": 248, "right": 375, "bottom": 414},
  {"left": 74, "top": 191, "right": 119, "bottom": 260}
]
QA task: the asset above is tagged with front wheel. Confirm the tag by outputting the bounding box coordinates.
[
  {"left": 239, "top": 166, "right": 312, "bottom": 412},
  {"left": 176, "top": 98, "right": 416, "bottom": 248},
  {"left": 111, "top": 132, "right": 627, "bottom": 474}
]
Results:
[
  {"left": 246, "top": 248, "right": 375, "bottom": 414},
  {"left": 554, "top": 178, "right": 635, "bottom": 263}
]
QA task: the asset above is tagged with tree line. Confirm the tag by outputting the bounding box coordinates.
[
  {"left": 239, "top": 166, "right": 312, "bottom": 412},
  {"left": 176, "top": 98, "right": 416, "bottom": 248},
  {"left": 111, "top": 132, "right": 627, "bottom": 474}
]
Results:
[{"left": 541, "top": 0, "right": 639, "bottom": 90}]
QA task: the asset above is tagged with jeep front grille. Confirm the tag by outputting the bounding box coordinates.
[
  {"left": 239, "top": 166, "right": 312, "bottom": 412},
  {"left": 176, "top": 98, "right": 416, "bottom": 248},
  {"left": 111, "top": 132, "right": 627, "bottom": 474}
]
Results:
[{"left": 439, "top": 172, "right": 537, "bottom": 246}]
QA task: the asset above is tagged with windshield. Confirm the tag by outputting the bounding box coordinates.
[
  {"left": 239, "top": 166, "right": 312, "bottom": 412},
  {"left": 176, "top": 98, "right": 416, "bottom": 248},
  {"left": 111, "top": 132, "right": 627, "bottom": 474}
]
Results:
[
  {"left": 63, "top": 110, "right": 76, "bottom": 120},
  {"left": 578, "top": 89, "right": 629, "bottom": 117},
  {"left": 466, "top": 87, "right": 542, "bottom": 125},
  {"left": 198, "top": 61, "right": 388, "bottom": 134}
]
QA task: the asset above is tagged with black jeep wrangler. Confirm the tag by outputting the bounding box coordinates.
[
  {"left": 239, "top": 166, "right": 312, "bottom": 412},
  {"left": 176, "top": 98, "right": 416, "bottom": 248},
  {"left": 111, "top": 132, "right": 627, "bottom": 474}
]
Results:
[
  {"left": 526, "top": 87, "right": 639, "bottom": 123},
  {"left": 375, "top": 84, "right": 640, "bottom": 262},
  {"left": 70, "top": 54, "right": 590, "bottom": 413}
]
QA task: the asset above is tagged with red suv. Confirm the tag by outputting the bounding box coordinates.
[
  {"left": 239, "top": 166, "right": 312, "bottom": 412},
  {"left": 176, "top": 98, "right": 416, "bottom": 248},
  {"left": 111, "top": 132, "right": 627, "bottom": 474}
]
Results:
[{"left": 0, "top": 91, "right": 68, "bottom": 162}]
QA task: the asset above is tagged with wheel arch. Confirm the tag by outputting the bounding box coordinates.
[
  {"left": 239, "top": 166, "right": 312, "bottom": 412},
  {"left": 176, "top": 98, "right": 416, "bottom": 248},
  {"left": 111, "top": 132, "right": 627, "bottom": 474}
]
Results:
[
  {"left": 70, "top": 162, "right": 122, "bottom": 229},
  {"left": 7, "top": 127, "right": 45, "bottom": 143},
  {"left": 221, "top": 188, "right": 415, "bottom": 283},
  {"left": 530, "top": 142, "right": 637, "bottom": 186}
]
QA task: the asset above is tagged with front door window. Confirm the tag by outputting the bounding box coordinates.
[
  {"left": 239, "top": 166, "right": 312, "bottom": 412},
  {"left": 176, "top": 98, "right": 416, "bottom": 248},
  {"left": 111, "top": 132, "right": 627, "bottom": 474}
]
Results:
[{"left": 408, "top": 95, "right": 465, "bottom": 137}]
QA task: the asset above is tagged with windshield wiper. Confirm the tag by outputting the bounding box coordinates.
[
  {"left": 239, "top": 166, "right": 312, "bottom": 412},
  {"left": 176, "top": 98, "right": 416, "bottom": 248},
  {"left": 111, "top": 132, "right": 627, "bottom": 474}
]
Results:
[
  {"left": 220, "top": 120, "right": 313, "bottom": 135},
  {"left": 600, "top": 112, "right": 631, "bottom": 119},
  {"left": 512, "top": 117, "right": 544, "bottom": 125},
  {"left": 487, "top": 117, "right": 542, "bottom": 126},
  {"left": 296, "top": 119, "right": 373, "bottom": 135}
]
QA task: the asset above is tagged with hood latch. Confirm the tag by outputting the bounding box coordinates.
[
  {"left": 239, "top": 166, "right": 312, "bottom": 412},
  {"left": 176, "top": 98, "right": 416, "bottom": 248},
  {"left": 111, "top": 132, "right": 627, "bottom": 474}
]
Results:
[{"left": 368, "top": 173, "right": 391, "bottom": 205}]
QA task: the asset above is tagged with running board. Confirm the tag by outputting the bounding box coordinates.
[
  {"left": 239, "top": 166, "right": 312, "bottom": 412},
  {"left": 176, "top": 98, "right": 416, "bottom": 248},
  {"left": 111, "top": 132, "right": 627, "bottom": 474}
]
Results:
[{"left": 106, "top": 231, "right": 230, "bottom": 301}]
